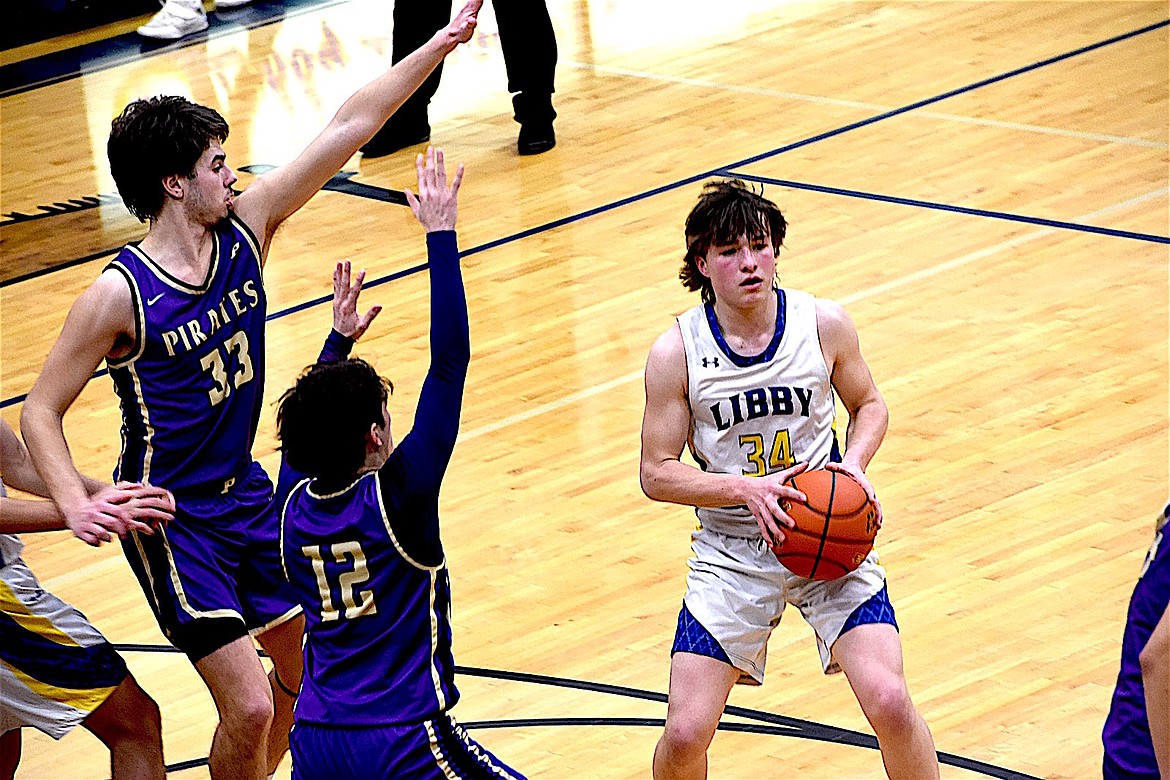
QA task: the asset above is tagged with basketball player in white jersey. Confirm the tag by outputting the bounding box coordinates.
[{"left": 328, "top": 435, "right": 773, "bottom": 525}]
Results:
[
  {"left": 0, "top": 417, "right": 173, "bottom": 779},
  {"left": 639, "top": 180, "right": 938, "bottom": 779}
]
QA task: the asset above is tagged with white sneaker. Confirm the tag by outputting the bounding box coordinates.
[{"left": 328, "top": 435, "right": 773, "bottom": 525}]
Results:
[
  {"left": 214, "top": 0, "right": 254, "bottom": 9},
  {"left": 137, "top": 0, "right": 209, "bottom": 39}
]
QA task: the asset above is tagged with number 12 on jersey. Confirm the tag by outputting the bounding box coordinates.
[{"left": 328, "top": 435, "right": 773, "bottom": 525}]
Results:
[
  {"left": 739, "top": 430, "right": 794, "bottom": 476},
  {"left": 301, "top": 541, "right": 378, "bottom": 621}
]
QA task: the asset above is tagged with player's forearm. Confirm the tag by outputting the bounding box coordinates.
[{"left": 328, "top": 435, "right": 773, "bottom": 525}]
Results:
[
  {"left": 641, "top": 458, "right": 754, "bottom": 510},
  {"left": 0, "top": 496, "right": 68, "bottom": 534},
  {"left": 841, "top": 397, "right": 888, "bottom": 471},
  {"left": 409, "top": 232, "right": 468, "bottom": 461},
  {"left": 0, "top": 433, "right": 52, "bottom": 497},
  {"left": 19, "top": 401, "right": 90, "bottom": 514},
  {"left": 333, "top": 35, "right": 452, "bottom": 138},
  {"left": 427, "top": 231, "right": 470, "bottom": 372},
  {"left": 316, "top": 330, "right": 355, "bottom": 365}
]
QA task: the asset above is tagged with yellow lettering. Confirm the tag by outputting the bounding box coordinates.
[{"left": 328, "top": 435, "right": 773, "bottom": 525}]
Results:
[
  {"left": 206, "top": 307, "right": 222, "bottom": 336},
  {"left": 187, "top": 319, "right": 207, "bottom": 346},
  {"left": 162, "top": 331, "right": 180, "bottom": 357},
  {"left": 177, "top": 325, "right": 192, "bottom": 351}
]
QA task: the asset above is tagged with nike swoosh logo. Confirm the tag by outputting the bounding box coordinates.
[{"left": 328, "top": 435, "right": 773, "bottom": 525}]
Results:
[{"left": 146, "top": 293, "right": 165, "bottom": 306}]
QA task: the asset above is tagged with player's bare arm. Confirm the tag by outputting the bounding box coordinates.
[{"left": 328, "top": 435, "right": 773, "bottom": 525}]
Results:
[
  {"left": 1140, "top": 603, "right": 1169, "bottom": 776},
  {"left": 20, "top": 273, "right": 171, "bottom": 545},
  {"left": 639, "top": 323, "right": 807, "bottom": 545},
  {"left": 233, "top": 0, "right": 481, "bottom": 251},
  {"left": 816, "top": 297, "right": 888, "bottom": 523},
  {"left": 1, "top": 417, "right": 174, "bottom": 537}
]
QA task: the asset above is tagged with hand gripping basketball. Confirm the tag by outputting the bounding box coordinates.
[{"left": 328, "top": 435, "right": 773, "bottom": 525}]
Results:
[{"left": 771, "top": 468, "right": 879, "bottom": 580}]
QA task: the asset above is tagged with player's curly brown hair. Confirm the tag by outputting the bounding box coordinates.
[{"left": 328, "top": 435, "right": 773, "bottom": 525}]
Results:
[
  {"left": 277, "top": 358, "right": 393, "bottom": 485},
  {"left": 679, "top": 179, "right": 787, "bottom": 304}
]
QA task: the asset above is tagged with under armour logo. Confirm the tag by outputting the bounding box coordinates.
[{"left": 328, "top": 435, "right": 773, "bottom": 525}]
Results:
[
  {"left": 702, "top": 357, "right": 720, "bottom": 368},
  {"left": 231, "top": 243, "right": 241, "bottom": 259}
]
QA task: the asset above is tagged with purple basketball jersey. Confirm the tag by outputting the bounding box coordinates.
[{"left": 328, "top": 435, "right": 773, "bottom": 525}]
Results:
[
  {"left": 106, "top": 214, "right": 267, "bottom": 493},
  {"left": 1103, "top": 504, "right": 1170, "bottom": 779},
  {"left": 281, "top": 472, "right": 459, "bottom": 726}
]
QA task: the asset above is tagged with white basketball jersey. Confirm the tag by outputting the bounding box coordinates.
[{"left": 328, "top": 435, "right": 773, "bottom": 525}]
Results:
[{"left": 679, "top": 288, "right": 839, "bottom": 536}]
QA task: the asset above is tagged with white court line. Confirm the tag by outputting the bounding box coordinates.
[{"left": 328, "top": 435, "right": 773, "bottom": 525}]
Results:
[
  {"left": 566, "top": 61, "right": 1168, "bottom": 150},
  {"left": 459, "top": 186, "right": 1169, "bottom": 442}
]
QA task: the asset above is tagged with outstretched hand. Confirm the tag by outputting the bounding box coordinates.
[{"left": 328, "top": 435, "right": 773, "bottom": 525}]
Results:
[
  {"left": 404, "top": 146, "right": 464, "bottom": 233},
  {"left": 333, "top": 260, "right": 382, "bottom": 341},
  {"left": 442, "top": 0, "right": 481, "bottom": 47}
]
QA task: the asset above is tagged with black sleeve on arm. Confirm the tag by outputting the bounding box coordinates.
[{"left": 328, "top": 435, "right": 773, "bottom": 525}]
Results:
[
  {"left": 380, "top": 231, "right": 469, "bottom": 566},
  {"left": 316, "top": 330, "right": 355, "bottom": 364}
]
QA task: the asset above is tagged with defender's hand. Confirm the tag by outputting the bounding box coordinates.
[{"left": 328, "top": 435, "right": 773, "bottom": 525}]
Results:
[
  {"left": 404, "top": 147, "right": 464, "bottom": 234},
  {"left": 332, "top": 260, "right": 382, "bottom": 341}
]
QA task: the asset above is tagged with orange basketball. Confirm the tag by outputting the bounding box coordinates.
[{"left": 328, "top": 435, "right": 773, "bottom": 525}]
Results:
[{"left": 772, "top": 469, "right": 879, "bottom": 580}]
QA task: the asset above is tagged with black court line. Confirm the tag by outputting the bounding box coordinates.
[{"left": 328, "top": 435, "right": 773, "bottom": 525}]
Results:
[
  {"left": 721, "top": 171, "right": 1170, "bottom": 245},
  {"left": 0, "top": 195, "right": 119, "bottom": 224},
  {"left": 0, "top": 173, "right": 405, "bottom": 289},
  {"left": 3, "top": 19, "right": 1166, "bottom": 411},
  {"left": 113, "top": 646, "right": 1037, "bottom": 779},
  {"left": 718, "top": 18, "right": 1169, "bottom": 174}
]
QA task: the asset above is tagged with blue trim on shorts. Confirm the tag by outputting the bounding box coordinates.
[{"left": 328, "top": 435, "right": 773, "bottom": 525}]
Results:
[
  {"left": 840, "top": 584, "right": 898, "bottom": 635},
  {"left": 671, "top": 601, "right": 732, "bottom": 665},
  {"left": 0, "top": 610, "right": 127, "bottom": 690}
]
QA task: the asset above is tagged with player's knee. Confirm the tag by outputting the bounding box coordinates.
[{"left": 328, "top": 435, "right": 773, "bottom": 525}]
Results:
[
  {"left": 224, "top": 689, "right": 275, "bottom": 736},
  {"left": 135, "top": 694, "right": 163, "bottom": 740},
  {"left": 660, "top": 716, "right": 717, "bottom": 761},
  {"left": 860, "top": 677, "right": 918, "bottom": 737},
  {"left": 87, "top": 678, "right": 163, "bottom": 748}
]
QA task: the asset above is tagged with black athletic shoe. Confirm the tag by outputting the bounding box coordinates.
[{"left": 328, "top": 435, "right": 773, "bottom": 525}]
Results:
[{"left": 518, "top": 123, "right": 556, "bottom": 155}]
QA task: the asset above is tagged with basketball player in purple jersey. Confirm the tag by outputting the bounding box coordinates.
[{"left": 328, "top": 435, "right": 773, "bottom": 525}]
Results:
[
  {"left": 1103, "top": 503, "right": 1169, "bottom": 778},
  {"left": 20, "top": 5, "right": 481, "bottom": 778},
  {"left": 639, "top": 180, "right": 938, "bottom": 779},
  {"left": 277, "top": 148, "right": 523, "bottom": 780}
]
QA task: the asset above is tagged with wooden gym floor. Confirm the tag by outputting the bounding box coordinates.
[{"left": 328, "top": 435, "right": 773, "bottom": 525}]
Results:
[{"left": 1, "top": 1, "right": 1167, "bottom": 777}]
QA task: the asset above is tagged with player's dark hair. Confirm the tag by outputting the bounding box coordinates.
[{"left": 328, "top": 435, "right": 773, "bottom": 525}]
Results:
[
  {"left": 277, "top": 358, "right": 393, "bottom": 484},
  {"left": 107, "top": 96, "right": 230, "bottom": 223},
  {"left": 680, "top": 179, "right": 787, "bottom": 304}
]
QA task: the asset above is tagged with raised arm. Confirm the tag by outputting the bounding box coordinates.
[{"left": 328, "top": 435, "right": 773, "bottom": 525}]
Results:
[
  {"left": 233, "top": 0, "right": 481, "bottom": 252},
  {"left": 392, "top": 147, "right": 469, "bottom": 486},
  {"left": 639, "top": 324, "right": 806, "bottom": 546},
  {"left": 816, "top": 297, "right": 888, "bottom": 524},
  {"left": 373, "top": 149, "right": 467, "bottom": 565},
  {"left": 20, "top": 272, "right": 170, "bottom": 544}
]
